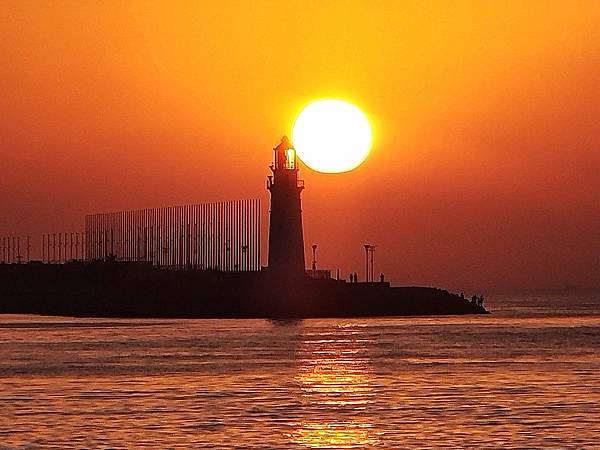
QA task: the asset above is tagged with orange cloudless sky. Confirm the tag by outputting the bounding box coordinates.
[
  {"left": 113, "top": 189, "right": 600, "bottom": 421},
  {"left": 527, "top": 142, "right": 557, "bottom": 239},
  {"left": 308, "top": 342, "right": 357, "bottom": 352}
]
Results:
[{"left": 1, "top": 0, "right": 599, "bottom": 292}]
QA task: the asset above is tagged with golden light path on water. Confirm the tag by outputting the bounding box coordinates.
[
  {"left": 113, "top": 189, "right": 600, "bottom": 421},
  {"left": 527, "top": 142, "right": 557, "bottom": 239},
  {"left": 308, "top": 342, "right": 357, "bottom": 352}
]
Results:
[{"left": 291, "top": 324, "right": 380, "bottom": 447}]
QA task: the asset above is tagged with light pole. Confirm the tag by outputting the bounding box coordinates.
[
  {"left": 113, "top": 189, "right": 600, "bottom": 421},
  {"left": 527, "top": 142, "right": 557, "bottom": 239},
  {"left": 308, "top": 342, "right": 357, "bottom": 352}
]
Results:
[
  {"left": 369, "top": 245, "right": 376, "bottom": 283},
  {"left": 363, "top": 244, "right": 370, "bottom": 282}
]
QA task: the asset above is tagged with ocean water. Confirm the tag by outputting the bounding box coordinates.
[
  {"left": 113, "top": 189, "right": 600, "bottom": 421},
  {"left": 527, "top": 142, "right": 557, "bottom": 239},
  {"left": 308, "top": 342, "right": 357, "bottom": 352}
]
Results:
[{"left": 0, "top": 293, "right": 599, "bottom": 449}]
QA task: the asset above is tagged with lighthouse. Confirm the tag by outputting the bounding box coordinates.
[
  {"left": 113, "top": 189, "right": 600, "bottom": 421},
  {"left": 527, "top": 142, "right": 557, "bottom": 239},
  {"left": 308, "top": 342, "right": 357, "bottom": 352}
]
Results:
[{"left": 267, "top": 136, "right": 306, "bottom": 276}]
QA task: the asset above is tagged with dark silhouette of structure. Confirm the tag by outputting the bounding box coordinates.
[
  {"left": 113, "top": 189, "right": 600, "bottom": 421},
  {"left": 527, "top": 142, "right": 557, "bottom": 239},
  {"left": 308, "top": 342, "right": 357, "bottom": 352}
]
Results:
[
  {"left": 0, "top": 236, "right": 31, "bottom": 264},
  {"left": 363, "top": 244, "right": 376, "bottom": 282},
  {"left": 84, "top": 200, "right": 260, "bottom": 271},
  {"left": 41, "top": 232, "right": 85, "bottom": 263},
  {"left": 0, "top": 259, "right": 487, "bottom": 317},
  {"left": 267, "top": 137, "right": 305, "bottom": 277},
  {"left": 0, "top": 137, "right": 488, "bottom": 318}
]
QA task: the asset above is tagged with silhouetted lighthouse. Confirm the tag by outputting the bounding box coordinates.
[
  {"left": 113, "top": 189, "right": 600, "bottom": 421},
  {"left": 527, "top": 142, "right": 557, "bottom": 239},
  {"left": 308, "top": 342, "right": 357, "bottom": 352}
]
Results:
[{"left": 267, "top": 136, "right": 306, "bottom": 276}]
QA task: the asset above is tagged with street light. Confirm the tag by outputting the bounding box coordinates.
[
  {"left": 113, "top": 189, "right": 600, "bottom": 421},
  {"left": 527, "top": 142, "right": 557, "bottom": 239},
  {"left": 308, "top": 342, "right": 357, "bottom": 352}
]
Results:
[
  {"left": 370, "top": 245, "right": 377, "bottom": 283},
  {"left": 363, "top": 244, "right": 370, "bottom": 282}
]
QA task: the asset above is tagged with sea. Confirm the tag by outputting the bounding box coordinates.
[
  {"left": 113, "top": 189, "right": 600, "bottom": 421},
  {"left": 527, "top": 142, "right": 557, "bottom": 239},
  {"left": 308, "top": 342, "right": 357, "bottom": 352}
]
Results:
[{"left": 0, "top": 293, "right": 599, "bottom": 449}]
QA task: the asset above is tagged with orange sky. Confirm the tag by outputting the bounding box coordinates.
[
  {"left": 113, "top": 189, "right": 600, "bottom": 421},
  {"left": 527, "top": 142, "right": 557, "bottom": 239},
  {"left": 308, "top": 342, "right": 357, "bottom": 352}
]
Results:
[{"left": 1, "top": 1, "right": 599, "bottom": 292}]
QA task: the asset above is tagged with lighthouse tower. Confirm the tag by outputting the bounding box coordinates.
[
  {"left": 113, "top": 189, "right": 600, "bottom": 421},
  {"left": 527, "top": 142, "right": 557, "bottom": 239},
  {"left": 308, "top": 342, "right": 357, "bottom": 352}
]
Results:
[{"left": 267, "top": 136, "right": 306, "bottom": 276}]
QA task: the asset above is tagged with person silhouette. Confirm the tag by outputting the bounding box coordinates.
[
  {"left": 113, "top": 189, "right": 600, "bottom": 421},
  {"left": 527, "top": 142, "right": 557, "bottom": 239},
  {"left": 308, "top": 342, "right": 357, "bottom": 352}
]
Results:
[{"left": 379, "top": 273, "right": 384, "bottom": 282}]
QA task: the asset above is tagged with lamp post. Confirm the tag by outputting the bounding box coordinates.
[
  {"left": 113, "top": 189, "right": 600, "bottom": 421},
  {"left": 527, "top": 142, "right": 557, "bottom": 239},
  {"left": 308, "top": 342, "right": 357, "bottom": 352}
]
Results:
[
  {"left": 370, "top": 245, "right": 376, "bottom": 283},
  {"left": 363, "top": 244, "right": 370, "bottom": 282}
]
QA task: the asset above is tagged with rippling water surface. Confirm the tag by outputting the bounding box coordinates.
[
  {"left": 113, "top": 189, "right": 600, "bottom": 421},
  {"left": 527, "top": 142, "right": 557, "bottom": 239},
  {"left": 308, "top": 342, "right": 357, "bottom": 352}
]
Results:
[{"left": 1, "top": 293, "right": 599, "bottom": 448}]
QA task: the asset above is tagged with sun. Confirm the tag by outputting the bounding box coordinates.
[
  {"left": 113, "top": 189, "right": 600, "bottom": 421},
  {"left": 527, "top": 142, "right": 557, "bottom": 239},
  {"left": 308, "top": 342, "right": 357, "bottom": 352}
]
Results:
[{"left": 292, "top": 99, "right": 372, "bottom": 173}]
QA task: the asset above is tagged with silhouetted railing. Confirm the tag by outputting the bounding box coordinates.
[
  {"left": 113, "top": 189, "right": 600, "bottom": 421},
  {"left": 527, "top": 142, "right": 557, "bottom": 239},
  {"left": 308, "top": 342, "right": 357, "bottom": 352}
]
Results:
[
  {"left": 41, "top": 232, "right": 86, "bottom": 263},
  {"left": 84, "top": 199, "right": 261, "bottom": 271},
  {"left": 0, "top": 236, "right": 31, "bottom": 264}
]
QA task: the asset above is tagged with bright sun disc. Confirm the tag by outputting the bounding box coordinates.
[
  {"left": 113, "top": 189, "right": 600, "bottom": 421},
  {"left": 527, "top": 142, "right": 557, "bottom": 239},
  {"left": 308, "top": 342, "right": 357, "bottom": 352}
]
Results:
[{"left": 292, "top": 99, "right": 372, "bottom": 173}]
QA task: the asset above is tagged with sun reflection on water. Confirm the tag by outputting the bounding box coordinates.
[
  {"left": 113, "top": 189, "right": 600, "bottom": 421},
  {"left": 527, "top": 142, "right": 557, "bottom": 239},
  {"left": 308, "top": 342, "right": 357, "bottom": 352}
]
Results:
[
  {"left": 290, "top": 328, "right": 381, "bottom": 448},
  {"left": 292, "top": 421, "right": 378, "bottom": 449}
]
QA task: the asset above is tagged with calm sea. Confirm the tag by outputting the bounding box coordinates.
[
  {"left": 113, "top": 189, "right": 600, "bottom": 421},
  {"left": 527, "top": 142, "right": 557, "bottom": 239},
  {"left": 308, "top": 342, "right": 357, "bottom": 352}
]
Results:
[{"left": 1, "top": 293, "right": 599, "bottom": 449}]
